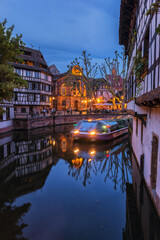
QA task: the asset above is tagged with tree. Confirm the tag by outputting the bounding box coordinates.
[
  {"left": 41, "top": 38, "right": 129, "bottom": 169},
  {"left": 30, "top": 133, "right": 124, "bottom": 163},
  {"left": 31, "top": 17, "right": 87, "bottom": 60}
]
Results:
[
  {"left": 99, "top": 48, "right": 127, "bottom": 109},
  {"left": 66, "top": 51, "right": 100, "bottom": 108},
  {"left": 0, "top": 19, "right": 27, "bottom": 105}
]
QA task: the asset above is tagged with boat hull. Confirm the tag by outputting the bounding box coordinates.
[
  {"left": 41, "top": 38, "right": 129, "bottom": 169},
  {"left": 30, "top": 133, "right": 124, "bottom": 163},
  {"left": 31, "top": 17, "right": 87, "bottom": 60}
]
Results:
[{"left": 71, "top": 127, "right": 128, "bottom": 141}]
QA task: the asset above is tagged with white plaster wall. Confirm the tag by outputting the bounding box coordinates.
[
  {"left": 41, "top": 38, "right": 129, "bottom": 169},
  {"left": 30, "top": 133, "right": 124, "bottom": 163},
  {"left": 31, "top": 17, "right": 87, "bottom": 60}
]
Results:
[
  {"left": 132, "top": 108, "right": 160, "bottom": 196},
  {"left": 0, "top": 120, "right": 13, "bottom": 130}
]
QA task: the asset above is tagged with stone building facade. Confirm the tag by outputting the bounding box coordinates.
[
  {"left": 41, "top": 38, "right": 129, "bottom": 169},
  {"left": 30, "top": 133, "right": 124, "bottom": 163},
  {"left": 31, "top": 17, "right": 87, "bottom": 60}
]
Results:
[
  {"left": 119, "top": 0, "right": 160, "bottom": 215},
  {"left": 52, "top": 66, "right": 88, "bottom": 111}
]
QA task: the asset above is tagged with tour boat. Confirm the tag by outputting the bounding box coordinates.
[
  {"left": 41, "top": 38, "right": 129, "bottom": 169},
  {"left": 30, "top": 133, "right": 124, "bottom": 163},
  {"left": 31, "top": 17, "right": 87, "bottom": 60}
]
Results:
[{"left": 71, "top": 118, "right": 129, "bottom": 141}]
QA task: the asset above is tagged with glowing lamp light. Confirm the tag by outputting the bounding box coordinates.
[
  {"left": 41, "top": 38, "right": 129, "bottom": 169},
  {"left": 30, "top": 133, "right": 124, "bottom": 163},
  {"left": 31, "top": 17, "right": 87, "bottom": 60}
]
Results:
[
  {"left": 74, "top": 130, "right": 79, "bottom": 134},
  {"left": 90, "top": 131, "right": 96, "bottom": 135},
  {"left": 90, "top": 150, "right": 96, "bottom": 156},
  {"left": 88, "top": 158, "right": 92, "bottom": 162},
  {"left": 53, "top": 141, "right": 56, "bottom": 146},
  {"left": 85, "top": 100, "right": 87, "bottom": 103},
  {"left": 53, "top": 97, "right": 55, "bottom": 100},
  {"left": 88, "top": 119, "right": 92, "bottom": 122},
  {"left": 74, "top": 148, "right": 79, "bottom": 153}
]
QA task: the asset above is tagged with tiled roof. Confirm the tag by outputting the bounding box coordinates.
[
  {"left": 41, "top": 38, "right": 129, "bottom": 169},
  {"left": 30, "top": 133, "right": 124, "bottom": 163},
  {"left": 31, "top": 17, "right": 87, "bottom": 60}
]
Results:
[{"left": 12, "top": 47, "right": 52, "bottom": 75}]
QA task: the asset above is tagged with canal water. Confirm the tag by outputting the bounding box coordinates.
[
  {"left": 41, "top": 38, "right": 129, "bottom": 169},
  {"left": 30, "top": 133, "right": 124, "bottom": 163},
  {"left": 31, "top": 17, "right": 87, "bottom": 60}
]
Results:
[{"left": 0, "top": 125, "right": 159, "bottom": 240}]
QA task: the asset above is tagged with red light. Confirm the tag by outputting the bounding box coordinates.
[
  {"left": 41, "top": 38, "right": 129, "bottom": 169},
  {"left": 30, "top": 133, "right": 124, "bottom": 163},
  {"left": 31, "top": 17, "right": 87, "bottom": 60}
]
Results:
[
  {"left": 107, "top": 125, "right": 110, "bottom": 128},
  {"left": 106, "top": 154, "right": 110, "bottom": 158}
]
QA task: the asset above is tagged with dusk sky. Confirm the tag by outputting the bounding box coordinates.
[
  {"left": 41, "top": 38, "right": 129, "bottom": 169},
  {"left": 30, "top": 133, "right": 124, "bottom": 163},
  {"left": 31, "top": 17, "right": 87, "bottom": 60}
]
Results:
[{"left": 1, "top": 0, "right": 122, "bottom": 73}]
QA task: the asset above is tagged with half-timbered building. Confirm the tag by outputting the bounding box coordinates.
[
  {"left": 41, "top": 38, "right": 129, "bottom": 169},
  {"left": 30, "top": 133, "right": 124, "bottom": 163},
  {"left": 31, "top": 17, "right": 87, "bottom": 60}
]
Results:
[
  {"left": 119, "top": 0, "right": 160, "bottom": 214},
  {"left": 12, "top": 47, "right": 53, "bottom": 116}
]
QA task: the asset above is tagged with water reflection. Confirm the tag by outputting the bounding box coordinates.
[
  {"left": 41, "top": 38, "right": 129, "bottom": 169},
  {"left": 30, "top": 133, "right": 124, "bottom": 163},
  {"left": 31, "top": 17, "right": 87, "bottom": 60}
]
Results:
[
  {"left": 55, "top": 132, "right": 132, "bottom": 190},
  {"left": 0, "top": 126, "right": 159, "bottom": 239},
  {"left": 0, "top": 128, "right": 55, "bottom": 240},
  {"left": 123, "top": 153, "right": 160, "bottom": 240}
]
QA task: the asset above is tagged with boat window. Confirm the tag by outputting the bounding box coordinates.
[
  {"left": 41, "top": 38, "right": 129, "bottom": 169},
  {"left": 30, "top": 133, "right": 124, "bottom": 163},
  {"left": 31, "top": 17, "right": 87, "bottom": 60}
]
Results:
[
  {"left": 78, "top": 121, "right": 97, "bottom": 131},
  {"left": 117, "top": 120, "right": 128, "bottom": 128},
  {"left": 96, "top": 122, "right": 108, "bottom": 133},
  {"left": 110, "top": 124, "right": 120, "bottom": 132}
]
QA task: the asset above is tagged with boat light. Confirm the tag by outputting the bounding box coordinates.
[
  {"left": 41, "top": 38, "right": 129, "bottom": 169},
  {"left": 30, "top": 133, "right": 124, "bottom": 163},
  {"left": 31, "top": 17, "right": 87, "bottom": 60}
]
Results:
[
  {"left": 88, "top": 158, "right": 92, "bottom": 162},
  {"left": 90, "top": 131, "right": 96, "bottom": 135},
  {"left": 74, "top": 130, "right": 79, "bottom": 134}
]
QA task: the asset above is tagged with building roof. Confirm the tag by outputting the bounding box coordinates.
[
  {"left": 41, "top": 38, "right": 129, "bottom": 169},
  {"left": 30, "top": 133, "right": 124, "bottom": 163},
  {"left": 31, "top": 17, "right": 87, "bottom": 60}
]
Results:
[
  {"left": 12, "top": 47, "right": 52, "bottom": 75},
  {"left": 119, "top": 0, "right": 137, "bottom": 49},
  {"left": 49, "top": 64, "right": 60, "bottom": 75}
]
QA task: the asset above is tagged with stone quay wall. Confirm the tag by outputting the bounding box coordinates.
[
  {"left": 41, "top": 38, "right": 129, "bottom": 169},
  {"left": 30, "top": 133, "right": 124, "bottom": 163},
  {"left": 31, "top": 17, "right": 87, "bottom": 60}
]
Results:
[{"left": 13, "top": 113, "right": 126, "bottom": 130}]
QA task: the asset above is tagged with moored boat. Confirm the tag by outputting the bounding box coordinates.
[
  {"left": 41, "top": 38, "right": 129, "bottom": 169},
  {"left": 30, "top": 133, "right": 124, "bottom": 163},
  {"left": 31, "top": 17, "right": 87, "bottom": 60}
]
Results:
[{"left": 71, "top": 118, "right": 129, "bottom": 141}]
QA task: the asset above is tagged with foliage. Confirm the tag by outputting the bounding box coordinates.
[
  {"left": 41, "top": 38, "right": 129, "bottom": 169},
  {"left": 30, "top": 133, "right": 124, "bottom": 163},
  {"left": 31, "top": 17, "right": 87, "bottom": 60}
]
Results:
[
  {"left": 0, "top": 19, "right": 27, "bottom": 104},
  {"left": 146, "top": 0, "right": 160, "bottom": 35},
  {"left": 0, "top": 183, "right": 31, "bottom": 240},
  {"left": 66, "top": 51, "right": 99, "bottom": 101},
  {"left": 99, "top": 49, "right": 126, "bottom": 105},
  {"left": 146, "top": 0, "right": 160, "bottom": 16},
  {"left": 128, "top": 29, "right": 137, "bottom": 58},
  {"left": 133, "top": 50, "right": 148, "bottom": 85}
]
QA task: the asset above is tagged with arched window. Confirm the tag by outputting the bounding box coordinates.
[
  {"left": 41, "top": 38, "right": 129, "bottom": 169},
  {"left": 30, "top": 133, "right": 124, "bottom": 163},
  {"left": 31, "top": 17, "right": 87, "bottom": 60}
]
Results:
[
  {"left": 84, "top": 85, "right": 86, "bottom": 96},
  {"left": 61, "top": 138, "right": 67, "bottom": 152},
  {"left": 77, "top": 81, "right": 81, "bottom": 96},
  {"left": 61, "top": 84, "right": 66, "bottom": 96},
  {"left": 151, "top": 136, "right": 159, "bottom": 190}
]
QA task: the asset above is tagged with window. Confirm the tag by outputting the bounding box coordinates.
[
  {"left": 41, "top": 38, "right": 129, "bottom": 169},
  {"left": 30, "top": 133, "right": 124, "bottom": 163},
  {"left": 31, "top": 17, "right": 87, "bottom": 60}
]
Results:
[
  {"left": 84, "top": 85, "right": 86, "bottom": 96},
  {"left": 62, "top": 100, "right": 66, "bottom": 106},
  {"left": 21, "top": 108, "right": 26, "bottom": 113},
  {"left": 35, "top": 83, "right": 39, "bottom": 90},
  {"left": 96, "top": 122, "right": 108, "bottom": 133},
  {"left": 0, "top": 111, "right": 3, "bottom": 121},
  {"left": 151, "top": 136, "right": 158, "bottom": 190},
  {"left": 110, "top": 124, "right": 119, "bottom": 132},
  {"left": 100, "top": 91, "right": 103, "bottom": 96},
  {"left": 46, "top": 85, "right": 49, "bottom": 92},
  {"left": 45, "top": 75, "right": 48, "bottom": 81},
  {"left": 16, "top": 69, "right": 21, "bottom": 75},
  {"left": 7, "top": 143, "right": 11, "bottom": 156},
  {"left": 0, "top": 146, "right": 4, "bottom": 160},
  {"left": 141, "top": 122, "right": 143, "bottom": 143},
  {"left": 28, "top": 82, "right": 32, "bottom": 90},
  {"left": 35, "top": 72, "right": 39, "bottom": 78},
  {"left": 26, "top": 71, "right": 30, "bottom": 77},
  {"left": 36, "top": 95, "right": 40, "bottom": 102},
  {"left": 14, "top": 93, "right": 18, "bottom": 101},
  {"left": 136, "top": 118, "right": 138, "bottom": 136},
  {"left": 61, "top": 84, "right": 66, "bottom": 96},
  {"left": 6, "top": 108, "right": 10, "bottom": 120},
  {"left": 28, "top": 94, "right": 34, "bottom": 102},
  {"left": 46, "top": 96, "right": 49, "bottom": 102},
  {"left": 14, "top": 107, "right": 17, "bottom": 112}
]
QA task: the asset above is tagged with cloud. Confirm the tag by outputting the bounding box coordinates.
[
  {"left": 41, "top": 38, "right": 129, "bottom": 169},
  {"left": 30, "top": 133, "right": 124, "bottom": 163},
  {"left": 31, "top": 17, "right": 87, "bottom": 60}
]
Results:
[{"left": 0, "top": 0, "right": 122, "bottom": 72}]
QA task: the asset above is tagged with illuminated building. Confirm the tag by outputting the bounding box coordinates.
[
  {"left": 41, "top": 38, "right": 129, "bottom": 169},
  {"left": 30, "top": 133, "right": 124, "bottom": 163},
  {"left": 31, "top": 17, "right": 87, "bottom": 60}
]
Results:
[{"left": 52, "top": 66, "right": 87, "bottom": 111}]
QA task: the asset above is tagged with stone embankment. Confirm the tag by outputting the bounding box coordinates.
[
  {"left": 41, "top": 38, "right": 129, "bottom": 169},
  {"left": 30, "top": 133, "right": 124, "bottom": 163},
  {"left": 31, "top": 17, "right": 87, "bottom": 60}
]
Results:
[{"left": 13, "top": 113, "right": 128, "bottom": 130}]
